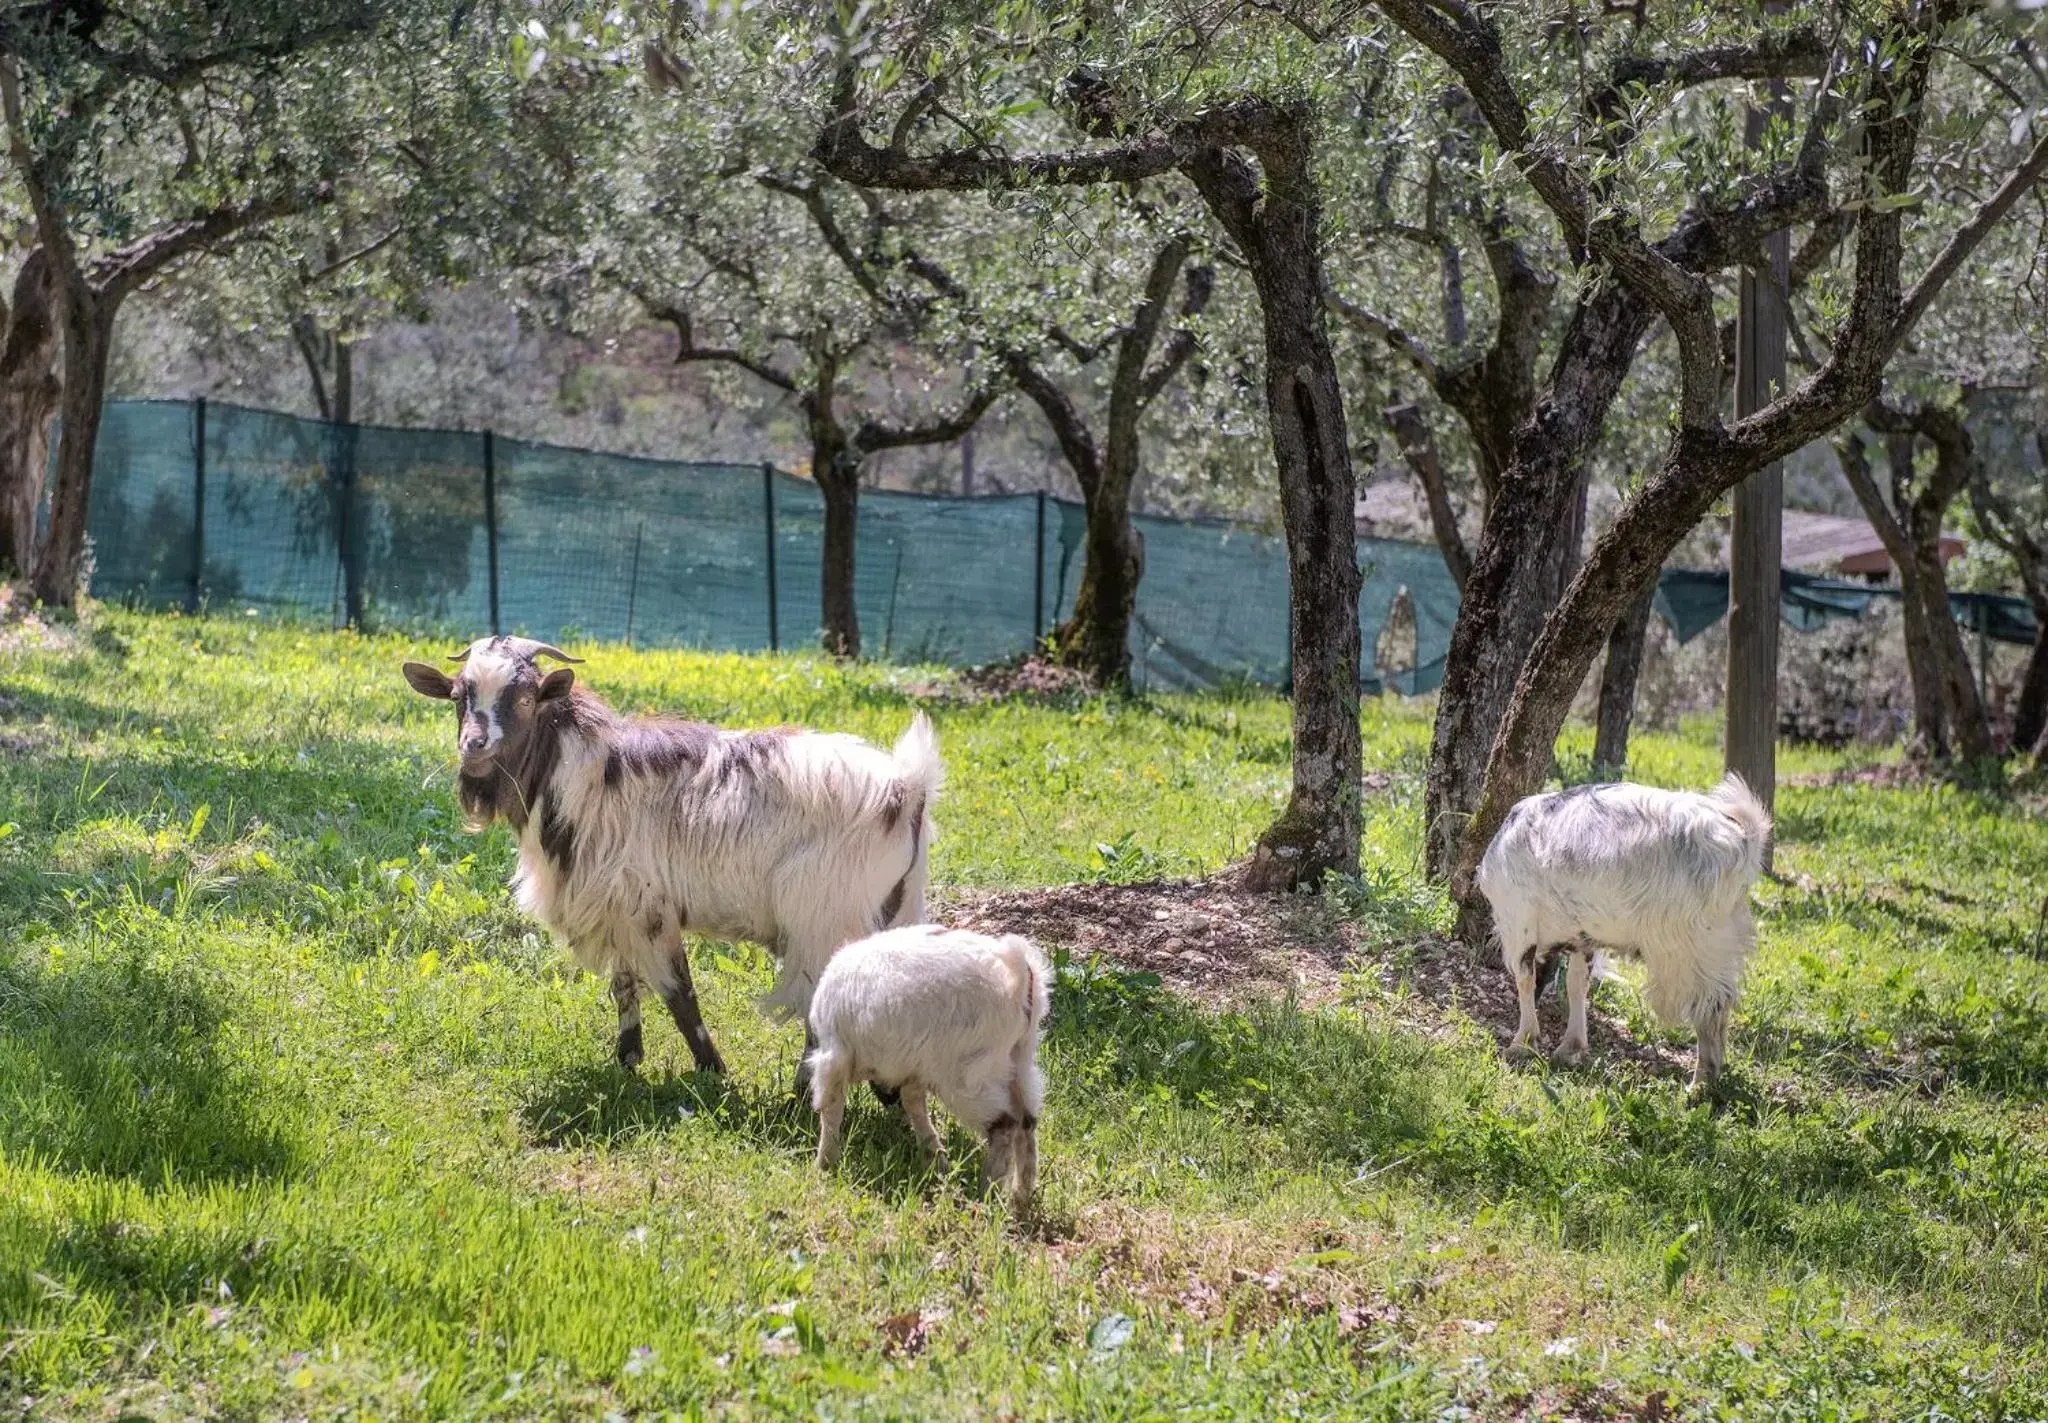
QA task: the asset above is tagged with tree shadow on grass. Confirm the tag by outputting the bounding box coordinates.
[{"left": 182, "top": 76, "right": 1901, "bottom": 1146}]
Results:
[
  {"left": 512, "top": 945, "right": 2048, "bottom": 1332},
  {"left": 1036, "top": 956, "right": 2048, "bottom": 1331},
  {"left": 519, "top": 1060, "right": 1021, "bottom": 1209},
  {"left": 0, "top": 944, "right": 297, "bottom": 1185}
]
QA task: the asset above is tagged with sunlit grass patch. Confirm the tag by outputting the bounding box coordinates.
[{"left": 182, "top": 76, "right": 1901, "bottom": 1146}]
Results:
[{"left": 3, "top": 608, "right": 2047, "bottom": 1417}]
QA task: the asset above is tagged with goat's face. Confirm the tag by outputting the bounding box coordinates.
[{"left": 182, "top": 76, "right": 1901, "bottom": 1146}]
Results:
[{"left": 402, "top": 637, "right": 580, "bottom": 774}]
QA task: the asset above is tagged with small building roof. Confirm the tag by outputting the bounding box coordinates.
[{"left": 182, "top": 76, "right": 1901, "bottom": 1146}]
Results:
[
  {"left": 1354, "top": 483, "right": 1965, "bottom": 578},
  {"left": 1780, "top": 509, "right": 1965, "bottom": 575}
]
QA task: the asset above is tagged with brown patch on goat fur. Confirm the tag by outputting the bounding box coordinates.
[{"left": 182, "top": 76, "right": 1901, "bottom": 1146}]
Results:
[{"left": 878, "top": 874, "right": 908, "bottom": 926}]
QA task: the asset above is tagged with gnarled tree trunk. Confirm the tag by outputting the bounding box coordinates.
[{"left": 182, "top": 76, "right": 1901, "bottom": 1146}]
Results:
[
  {"left": 1062, "top": 480, "right": 1142, "bottom": 684},
  {"left": 1841, "top": 408, "right": 1991, "bottom": 762},
  {"left": 1018, "top": 237, "right": 1207, "bottom": 689},
  {"left": 816, "top": 88, "right": 1362, "bottom": 886},
  {"left": 1841, "top": 430, "right": 1946, "bottom": 754},
  {"left": 30, "top": 283, "right": 113, "bottom": 606},
  {"left": 0, "top": 248, "right": 60, "bottom": 581},
  {"left": 1188, "top": 140, "right": 1363, "bottom": 889},
  {"left": 1424, "top": 282, "right": 1648, "bottom": 880},
  {"left": 2014, "top": 620, "right": 2048, "bottom": 755},
  {"left": 1592, "top": 581, "right": 1655, "bottom": 777},
  {"left": 812, "top": 428, "right": 862, "bottom": 660}
]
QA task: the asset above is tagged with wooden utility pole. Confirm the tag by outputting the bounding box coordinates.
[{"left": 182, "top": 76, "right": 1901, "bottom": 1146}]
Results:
[{"left": 1725, "top": 46, "right": 1791, "bottom": 867}]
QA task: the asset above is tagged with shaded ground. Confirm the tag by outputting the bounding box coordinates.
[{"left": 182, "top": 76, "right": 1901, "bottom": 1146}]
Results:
[{"left": 940, "top": 875, "right": 1688, "bottom": 1075}]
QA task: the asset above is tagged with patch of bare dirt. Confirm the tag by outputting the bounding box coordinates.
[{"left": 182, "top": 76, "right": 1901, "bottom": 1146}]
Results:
[
  {"left": 940, "top": 874, "right": 1690, "bottom": 1076},
  {"left": 906, "top": 654, "right": 1100, "bottom": 705},
  {"left": 938, "top": 876, "right": 1352, "bottom": 1008}
]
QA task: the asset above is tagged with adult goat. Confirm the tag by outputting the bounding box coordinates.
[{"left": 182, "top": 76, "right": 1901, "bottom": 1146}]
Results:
[
  {"left": 1476, "top": 774, "right": 1770, "bottom": 1092},
  {"left": 403, "top": 636, "right": 941, "bottom": 1077}
]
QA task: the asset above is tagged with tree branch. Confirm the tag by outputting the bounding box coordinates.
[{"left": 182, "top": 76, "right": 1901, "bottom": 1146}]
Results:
[
  {"left": 641, "top": 296, "right": 799, "bottom": 393},
  {"left": 757, "top": 172, "right": 891, "bottom": 308},
  {"left": 1326, "top": 284, "right": 1440, "bottom": 384},
  {"left": 1604, "top": 29, "right": 1832, "bottom": 93},
  {"left": 1887, "top": 125, "right": 2048, "bottom": 353},
  {"left": 814, "top": 59, "right": 1293, "bottom": 193},
  {"left": 856, "top": 385, "right": 1001, "bottom": 450},
  {"left": 0, "top": 58, "right": 78, "bottom": 279},
  {"left": 1008, "top": 351, "right": 1103, "bottom": 495},
  {"left": 1383, "top": 399, "right": 1471, "bottom": 591},
  {"left": 305, "top": 226, "right": 402, "bottom": 284},
  {"left": 92, "top": 185, "right": 327, "bottom": 302},
  {"left": 1138, "top": 261, "right": 1215, "bottom": 405},
  {"left": 1110, "top": 233, "right": 1189, "bottom": 419}
]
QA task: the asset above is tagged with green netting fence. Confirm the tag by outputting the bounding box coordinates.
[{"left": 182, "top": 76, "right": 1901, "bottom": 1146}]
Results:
[{"left": 82, "top": 398, "right": 1463, "bottom": 694}]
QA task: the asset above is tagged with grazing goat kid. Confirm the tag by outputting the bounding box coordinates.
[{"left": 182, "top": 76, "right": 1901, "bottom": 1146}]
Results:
[
  {"left": 1475, "top": 774, "right": 1771, "bottom": 1092},
  {"left": 807, "top": 925, "right": 1049, "bottom": 1209},
  {"left": 402, "top": 636, "right": 941, "bottom": 1076}
]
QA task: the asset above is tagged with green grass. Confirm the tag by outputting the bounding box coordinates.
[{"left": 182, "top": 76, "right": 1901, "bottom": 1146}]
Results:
[{"left": 4, "top": 609, "right": 2048, "bottom": 1419}]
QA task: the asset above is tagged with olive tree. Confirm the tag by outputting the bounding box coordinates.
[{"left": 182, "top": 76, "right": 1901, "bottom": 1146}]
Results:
[
  {"left": 0, "top": 0, "right": 499, "bottom": 605},
  {"left": 1356, "top": 0, "right": 2048, "bottom": 906},
  {"left": 810, "top": 6, "right": 1370, "bottom": 887}
]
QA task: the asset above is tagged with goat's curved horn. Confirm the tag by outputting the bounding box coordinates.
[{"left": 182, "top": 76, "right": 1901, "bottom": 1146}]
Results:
[
  {"left": 446, "top": 646, "right": 472, "bottom": 664},
  {"left": 497, "top": 637, "right": 584, "bottom": 665}
]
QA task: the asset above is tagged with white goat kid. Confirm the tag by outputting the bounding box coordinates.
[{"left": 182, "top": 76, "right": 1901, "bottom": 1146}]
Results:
[
  {"left": 1475, "top": 774, "right": 1771, "bottom": 1091},
  {"left": 402, "top": 636, "right": 941, "bottom": 1079},
  {"left": 806, "top": 924, "right": 1049, "bottom": 1209}
]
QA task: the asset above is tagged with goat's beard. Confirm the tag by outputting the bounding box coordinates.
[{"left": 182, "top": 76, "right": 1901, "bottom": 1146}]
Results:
[{"left": 457, "top": 762, "right": 513, "bottom": 830}]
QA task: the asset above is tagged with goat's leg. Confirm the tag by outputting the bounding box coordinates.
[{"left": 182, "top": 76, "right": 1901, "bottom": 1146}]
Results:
[
  {"left": 1010, "top": 1120, "right": 1038, "bottom": 1210},
  {"left": 780, "top": 917, "right": 899, "bottom": 1106},
  {"left": 900, "top": 1082, "right": 946, "bottom": 1165},
  {"left": 1553, "top": 945, "right": 1592, "bottom": 1067},
  {"left": 610, "top": 970, "right": 644, "bottom": 1070},
  {"left": 1506, "top": 945, "right": 1542, "bottom": 1060},
  {"left": 982, "top": 1119, "right": 1015, "bottom": 1196},
  {"left": 658, "top": 946, "right": 726, "bottom": 1075},
  {"left": 1691, "top": 998, "right": 1730, "bottom": 1094},
  {"left": 813, "top": 1059, "right": 848, "bottom": 1170}
]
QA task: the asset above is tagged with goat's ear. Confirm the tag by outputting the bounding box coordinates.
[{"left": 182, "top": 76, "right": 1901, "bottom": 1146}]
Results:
[
  {"left": 402, "top": 661, "right": 454, "bottom": 699},
  {"left": 539, "top": 667, "right": 576, "bottom": 701}
]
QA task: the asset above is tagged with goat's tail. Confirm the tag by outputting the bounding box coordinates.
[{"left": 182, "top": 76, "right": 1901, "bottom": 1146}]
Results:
[
  {"left": 1710, "top": 772, "right": 1772, "bottom": 874},
  {"left": 892, "top": 711, "right": 945, "bottom": 804},
  {"left": 996, "top": 933, "right": 1051, "bottom": 1031}
]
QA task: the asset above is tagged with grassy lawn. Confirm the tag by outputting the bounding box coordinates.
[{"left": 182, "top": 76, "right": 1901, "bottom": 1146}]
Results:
[{"left": 4, "top": 609, "right": 2048, "bottom": 1419}]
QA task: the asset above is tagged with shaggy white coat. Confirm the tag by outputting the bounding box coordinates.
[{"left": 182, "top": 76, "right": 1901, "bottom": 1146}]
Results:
[
  {"left": 1475, "top": 773, "right": 1770, "bottom": 1088},
  {"left": 406, "top": 636, "right": 943, "bottom": 1075},
  {"left": 513, "top": 706, "right": 943, "bottom": 1020},
  {"left": 806, "top": 924, "right": 1049, "bottom": 1207}
]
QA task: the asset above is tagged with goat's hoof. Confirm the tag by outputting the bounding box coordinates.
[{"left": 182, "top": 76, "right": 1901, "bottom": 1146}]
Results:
[
  {"left": 617, "top": 1048, "right": 644, "bottom": 1072},
  {"left": 1550, "top": 1042, "right": 1589, "bottom": 1068},
  {"left": 1504, "top": 1040, "right": 1539, "bottom": 1063}
]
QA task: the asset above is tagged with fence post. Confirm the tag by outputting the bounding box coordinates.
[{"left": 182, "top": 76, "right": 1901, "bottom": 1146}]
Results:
[
  {"left": 187, "top": 397, "right": 206, "bottom": 613},
  {"left": 483, "top": 429, "right": 501, "bottom": 635},
  {"left": 625, "top": 521, "right": 644, "bottom": 646},
  {"left": 762, "top": 461, "right": 779, "bottom": 652},
  {"left": 1033, "top": 489, "right": 1047, "bottom": 648}
]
